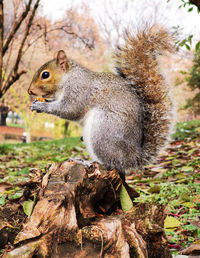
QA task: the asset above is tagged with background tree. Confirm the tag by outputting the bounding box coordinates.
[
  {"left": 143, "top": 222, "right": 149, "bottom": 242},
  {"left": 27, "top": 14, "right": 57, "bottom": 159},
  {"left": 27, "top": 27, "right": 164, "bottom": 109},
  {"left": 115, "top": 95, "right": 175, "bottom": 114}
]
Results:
[
  {"left": 2, "top": 3, "right": 106, "bottom": 137},
  {"left": 0, "top": 0, "right": 41, "bottom": 98},
  {"left": 175, "top": 0, "right": 200, "bottom": 116},
  {"left": 184, "top": 49, "right": 200, "bottom": 115},
  {"left": 188, "top": 0, "right": 200, "bottom": 11},
  {"left": 40, "top": 6, "right": 107, "bottom": 72}
]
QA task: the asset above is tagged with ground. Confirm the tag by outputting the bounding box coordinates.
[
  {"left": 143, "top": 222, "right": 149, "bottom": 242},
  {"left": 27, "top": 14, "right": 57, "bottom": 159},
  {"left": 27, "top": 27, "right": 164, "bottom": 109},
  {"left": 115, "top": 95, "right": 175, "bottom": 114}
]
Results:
[{"left": 0, "top": 120, "right": 200, "bottom": 256}]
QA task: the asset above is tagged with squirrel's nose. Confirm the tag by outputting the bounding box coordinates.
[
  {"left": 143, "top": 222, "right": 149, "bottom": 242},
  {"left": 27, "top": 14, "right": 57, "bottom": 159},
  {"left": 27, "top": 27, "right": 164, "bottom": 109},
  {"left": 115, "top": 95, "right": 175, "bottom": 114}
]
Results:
[{"left": 28, "top": 89, "right": 36, "bottom": 95}]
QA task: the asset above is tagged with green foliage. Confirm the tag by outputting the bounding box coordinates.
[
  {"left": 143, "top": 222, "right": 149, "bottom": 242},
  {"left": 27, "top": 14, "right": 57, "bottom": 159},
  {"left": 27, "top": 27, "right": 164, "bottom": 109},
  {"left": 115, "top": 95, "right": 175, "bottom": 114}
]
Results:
[
  {"left": 0, "top": 144, "right": 12, "bottom": 155},
  {"left": 175, "top": 1, "right": 200, "bottom": 114},
  {"left": 0, "top": 187, "right": 23, "bottom": 206},
  {"left": 184, "top": 49, "right": 200, "bottom": 114},
  {"left": 175, "top": 32, "right": 200, "bottom": 52},
  {"left": 195, "top": 41, "right": 200, "bottom": 52},
  {"left": 179, "top": 0, "right": 199, "bottom": 13},
  {"left": 176, "top": 34, "right": 193, "bottom": 51},
  {"left": 172, "top": 120, "right": 200, "bottom": 140},
  {"left": 67, "top": 121, "right": 82, "bottom": 137},
  {"left": 9, "top": 87, "right": 36, "bottom": 142}
]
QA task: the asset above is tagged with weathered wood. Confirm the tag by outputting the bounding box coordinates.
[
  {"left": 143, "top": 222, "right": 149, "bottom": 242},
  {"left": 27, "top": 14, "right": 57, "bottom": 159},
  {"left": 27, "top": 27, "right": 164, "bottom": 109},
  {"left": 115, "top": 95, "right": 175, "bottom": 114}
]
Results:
[{"left": 3, "top": 160, "right": 172, "bottom": 258}]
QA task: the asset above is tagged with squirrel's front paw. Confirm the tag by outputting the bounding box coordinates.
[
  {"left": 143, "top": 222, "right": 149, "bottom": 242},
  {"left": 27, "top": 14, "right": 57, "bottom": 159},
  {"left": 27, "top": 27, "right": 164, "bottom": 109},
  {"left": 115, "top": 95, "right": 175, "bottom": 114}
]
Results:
[{"left": 30, "top": 100, "right": 45, "bottom": 113}]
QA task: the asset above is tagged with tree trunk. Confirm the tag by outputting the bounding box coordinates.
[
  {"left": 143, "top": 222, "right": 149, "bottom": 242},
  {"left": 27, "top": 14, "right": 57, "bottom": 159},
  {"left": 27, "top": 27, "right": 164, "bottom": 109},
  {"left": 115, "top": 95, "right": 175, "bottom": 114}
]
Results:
[
  {"left": 63, "top": 121, "right": 69, "bottom": 138},
  {"left": 0, "top": 104, "right": 8, "bottom": 125},
  {"left": 3, "top": 160, "right": 172, "bottom": 258},
  {"left": 26, "top": 131, "right": 31, "bottom": 143}
]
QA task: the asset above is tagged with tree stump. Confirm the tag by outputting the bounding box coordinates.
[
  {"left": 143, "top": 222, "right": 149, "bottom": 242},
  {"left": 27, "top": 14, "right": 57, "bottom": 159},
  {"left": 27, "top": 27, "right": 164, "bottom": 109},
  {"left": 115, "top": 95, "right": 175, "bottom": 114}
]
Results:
[{"left": 3, "top": 160, "right": 172, "bottom": 258}]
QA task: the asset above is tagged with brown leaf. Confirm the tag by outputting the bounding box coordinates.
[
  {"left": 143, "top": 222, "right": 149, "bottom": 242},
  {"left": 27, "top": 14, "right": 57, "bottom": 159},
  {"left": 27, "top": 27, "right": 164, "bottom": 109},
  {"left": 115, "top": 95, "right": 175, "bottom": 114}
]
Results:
[
  {"left": 181, "top": 244, "right": 200, "bottom": 255},
  {"left": 0, "top": 182, "right": 12, "bottom": 193}
]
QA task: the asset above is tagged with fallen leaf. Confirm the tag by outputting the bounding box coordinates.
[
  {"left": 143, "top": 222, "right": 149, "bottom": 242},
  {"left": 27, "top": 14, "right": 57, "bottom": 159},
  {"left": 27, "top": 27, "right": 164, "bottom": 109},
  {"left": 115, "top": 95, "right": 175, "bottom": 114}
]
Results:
[
  {"left": 181, "top": 244, "right": 200, "bottom": 255},
  {"left": 23, "top": 197, "right": 36, "bottom": 217},
  {"left": 120, "top": 184, "right": 133, "bottom": 211},
  {"left": 0, "top": 182, "right": 12, "bottom": 193},
  {"left": 181, "top": 202, "right": 195, "bottom": 208},
  {"left": 181, "top": 166, "right": 194, "bottom": 172},
  {"left": 148, "top": 185, "right": 160, "bottom": 194},
  {"left": 164, "top": 216, "right": 182, "bottom": 232}
]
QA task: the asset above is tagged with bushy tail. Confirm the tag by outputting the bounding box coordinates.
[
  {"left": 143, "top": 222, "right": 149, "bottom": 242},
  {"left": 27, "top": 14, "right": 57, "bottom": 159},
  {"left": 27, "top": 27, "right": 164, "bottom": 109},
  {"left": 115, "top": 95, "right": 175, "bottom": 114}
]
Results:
[{"left": 115, "top": 26, "right": 175, "bottom": 165}]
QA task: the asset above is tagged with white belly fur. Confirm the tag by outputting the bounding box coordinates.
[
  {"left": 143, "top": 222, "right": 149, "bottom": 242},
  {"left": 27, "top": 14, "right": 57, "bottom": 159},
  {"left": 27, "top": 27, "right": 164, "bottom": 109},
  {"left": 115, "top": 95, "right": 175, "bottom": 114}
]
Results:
[{"left": 82, "top": 108, "right": 102, "bottom": 163}]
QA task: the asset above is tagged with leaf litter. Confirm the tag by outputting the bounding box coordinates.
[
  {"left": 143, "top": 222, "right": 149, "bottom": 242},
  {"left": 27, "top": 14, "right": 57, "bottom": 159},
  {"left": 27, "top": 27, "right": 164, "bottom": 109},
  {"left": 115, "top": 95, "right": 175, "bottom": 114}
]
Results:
[{"left": 0, "top": 121, "right": 200, "bottom": 256}]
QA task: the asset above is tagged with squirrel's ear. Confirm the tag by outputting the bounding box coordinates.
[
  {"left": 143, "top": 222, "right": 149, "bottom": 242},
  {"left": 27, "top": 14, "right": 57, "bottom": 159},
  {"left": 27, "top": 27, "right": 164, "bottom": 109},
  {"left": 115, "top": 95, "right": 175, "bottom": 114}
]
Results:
[{"left": 56, "top": 50, "right": 70, "bottom": 72}]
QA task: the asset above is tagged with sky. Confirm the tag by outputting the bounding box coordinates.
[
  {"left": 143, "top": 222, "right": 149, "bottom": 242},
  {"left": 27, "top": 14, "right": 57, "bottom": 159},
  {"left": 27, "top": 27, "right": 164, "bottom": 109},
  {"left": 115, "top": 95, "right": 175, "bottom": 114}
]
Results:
[{"left": 40, "top": 0, "right": 200, "bottom": 43}]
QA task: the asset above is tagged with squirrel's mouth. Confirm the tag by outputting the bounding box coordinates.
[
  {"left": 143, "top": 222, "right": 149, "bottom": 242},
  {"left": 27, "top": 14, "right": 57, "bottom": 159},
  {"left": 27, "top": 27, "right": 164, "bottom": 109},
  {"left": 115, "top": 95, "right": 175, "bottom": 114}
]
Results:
[
  {"left": 41, "top": 93, "right": 56, "bottom": 101},
  {"left": 42, "top": 93, "right": 55, "bottom": 98},
  {"left": 35, "top": 96, "right": 56, "bottom": 102},
  {"left": 45, "top": 98, "right": 56, "bottom": 102}
]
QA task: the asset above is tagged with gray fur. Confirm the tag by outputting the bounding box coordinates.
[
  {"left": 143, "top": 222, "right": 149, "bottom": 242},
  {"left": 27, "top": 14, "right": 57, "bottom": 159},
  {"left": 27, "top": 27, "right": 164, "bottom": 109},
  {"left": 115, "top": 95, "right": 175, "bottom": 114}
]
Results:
[
  {"left": 30, "top": 27, "right": 175, "bottom": 174},
  {"left": 31, "top": 63, "right": 143, "bottom": 172}
]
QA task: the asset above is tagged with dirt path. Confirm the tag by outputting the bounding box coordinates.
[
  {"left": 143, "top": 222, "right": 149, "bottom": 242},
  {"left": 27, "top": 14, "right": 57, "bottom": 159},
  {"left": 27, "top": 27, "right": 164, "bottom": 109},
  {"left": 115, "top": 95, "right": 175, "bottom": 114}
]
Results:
[{"left": 0, "top": 126, "right": 54, "bottom": 142}]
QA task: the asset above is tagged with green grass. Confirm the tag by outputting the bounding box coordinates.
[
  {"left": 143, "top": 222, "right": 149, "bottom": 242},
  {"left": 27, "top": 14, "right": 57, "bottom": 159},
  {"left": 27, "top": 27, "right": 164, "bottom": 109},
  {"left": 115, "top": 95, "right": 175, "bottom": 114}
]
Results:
[
  {"left": 0, "top": 137, "right": 83, "bottom": 157},
  {"left": 0, "top": 137, "right": 87, "bottom": 184},
  {"left": 172, "top": 119, "right": 200, "bottom": 140},
  {"left": 7, "top": 123, "right": 24, "bottom": 128}
]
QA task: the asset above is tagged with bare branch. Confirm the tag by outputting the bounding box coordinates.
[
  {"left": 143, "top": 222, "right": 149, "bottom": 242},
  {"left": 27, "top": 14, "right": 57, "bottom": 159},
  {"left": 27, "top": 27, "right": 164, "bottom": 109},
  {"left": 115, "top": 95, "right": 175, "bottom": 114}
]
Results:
[
  {"left": 4, "top": 38, "right": 14, "bottom": 74},
  {"left": 14, "top": 0, "right": 40, "bottom": 73},
  {"left": 3, "top": 0, "right": 33, "bottom": 56},
  {"left": 1, "top": 70, "right": 26, "bottom": 97},
  {"left": 3, "top": 0, "right": 40, "bottom": 97},
  {"left": 59, "top": 26, "right": 95, "bottom": 49},
  {"left": 23, "top": 24, "right": 95, "bottom": 55}
]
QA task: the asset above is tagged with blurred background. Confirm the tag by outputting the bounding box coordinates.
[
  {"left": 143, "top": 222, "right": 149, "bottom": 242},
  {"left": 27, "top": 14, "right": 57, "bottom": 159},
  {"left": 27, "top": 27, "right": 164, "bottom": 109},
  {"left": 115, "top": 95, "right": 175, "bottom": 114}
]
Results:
[{"left": 0, "top": 0, "right": 200, "bottom": 143}]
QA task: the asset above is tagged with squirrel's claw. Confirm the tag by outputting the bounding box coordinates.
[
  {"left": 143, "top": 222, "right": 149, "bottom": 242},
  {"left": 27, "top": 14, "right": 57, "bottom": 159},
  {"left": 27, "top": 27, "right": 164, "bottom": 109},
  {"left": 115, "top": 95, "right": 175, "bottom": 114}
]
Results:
[{"left": 30, "top": 101, "right": 43, "bottom": 113}]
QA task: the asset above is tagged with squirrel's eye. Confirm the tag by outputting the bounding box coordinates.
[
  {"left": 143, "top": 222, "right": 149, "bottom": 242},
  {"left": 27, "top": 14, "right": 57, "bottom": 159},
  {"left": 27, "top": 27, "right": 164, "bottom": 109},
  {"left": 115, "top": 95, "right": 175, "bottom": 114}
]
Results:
[{"left": 41, "top": 71, "right": 50, "bottom": 79}]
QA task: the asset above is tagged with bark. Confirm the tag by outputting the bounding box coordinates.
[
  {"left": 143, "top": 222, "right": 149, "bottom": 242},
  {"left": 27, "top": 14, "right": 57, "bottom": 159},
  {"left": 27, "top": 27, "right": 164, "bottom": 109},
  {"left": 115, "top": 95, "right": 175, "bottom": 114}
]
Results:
[
  {"left": 2, "top": 160, "right": 171, "bottom": 258},
  {"left": 25, "top": 131, "right": 31, "bottom": 143},
  {"left": 0, "top": 103, "right": 8, "bottom": 125}
]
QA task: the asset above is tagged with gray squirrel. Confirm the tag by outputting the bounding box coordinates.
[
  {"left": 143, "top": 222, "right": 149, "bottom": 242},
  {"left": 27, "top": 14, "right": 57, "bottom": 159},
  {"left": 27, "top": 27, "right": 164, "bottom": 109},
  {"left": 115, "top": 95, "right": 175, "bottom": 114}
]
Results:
[{"left": 28, "top": 26, "right": 175, "bottom": 176}]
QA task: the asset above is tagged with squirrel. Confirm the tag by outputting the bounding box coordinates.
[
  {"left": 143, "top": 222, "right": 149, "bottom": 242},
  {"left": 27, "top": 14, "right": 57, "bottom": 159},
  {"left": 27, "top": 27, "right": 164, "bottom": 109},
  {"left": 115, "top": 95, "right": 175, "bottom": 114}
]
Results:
[{"left": 28, "top": 26, "right": 175, "bottom": 176}]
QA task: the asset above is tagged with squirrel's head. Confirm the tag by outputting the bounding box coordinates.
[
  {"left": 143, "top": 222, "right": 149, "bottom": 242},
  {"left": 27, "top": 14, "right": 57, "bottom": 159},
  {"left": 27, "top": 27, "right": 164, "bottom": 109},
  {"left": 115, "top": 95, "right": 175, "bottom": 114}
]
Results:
[{"left": 28, "top": 50, "right": 71, "bottom": 98}]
